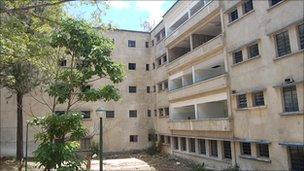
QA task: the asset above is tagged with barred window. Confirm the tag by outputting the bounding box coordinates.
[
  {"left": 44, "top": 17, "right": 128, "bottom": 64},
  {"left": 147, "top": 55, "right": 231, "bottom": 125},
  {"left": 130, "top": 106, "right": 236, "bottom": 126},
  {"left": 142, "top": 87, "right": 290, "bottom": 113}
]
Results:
[
  {"left": 147, "top": 110, "right": 151, "bottom": 117},
  {"left": 289, "top": 146, "right": 304, "bottom": 171},
  {"left": 275, "top": 31, "right": 291, "bottom": 57},
  {"left": 159, "top": 108, "right": 164, "bottom": 116},
  {"left": 210, "top": 140, "right": 218, "bottom": 157},
  {"left": 129, "top": 86, "right": 137, "bottom": 93},
  {"left": 198, "top": 139, "right": 206, "bottom": 155},
  {"left": 237, "top": 94, "right": 247, "bottom": 108},
  {"left": 81, "top": 111, "right": 91, "bottom": 119},
  {"left": 241, "top": 142, "right": 251, "bottom": 155},
  {"left": 248, "top": 43, "right": 259, "bottom": 58},
  {"left": 189, "top": 138, "right": 196, "bottom": 153},
  {"left": 181, "top": 137, "right": 187, "bottom": 151},
  {"left": 129, "top": 110, "right": 137, "bottom": 118},
  {"left": 253, "top": 91, "right": 265, "bottom": 107},
  {"left": 223, "top": 141, "right": 232, "bottom": 159},
  {"left": 257, "top": 143, "right": 269, "bottom": 158},
  {"left": 106, "top": 111, "right": 115, "bottom": 118},
  {"left": 298, "top": 23, "right": 304, "bottom": 50},
  {"left": 283, "top": 86, "right": 299, "bottom": 112},
  {"left": 130, "top": 135, "right": 138, "bottom": 142},
  {"left": 147, "top": 86, "right": 150, "bottom": 93},
  {"left": 233, "top": 50, "right": 243, "bottom": 64},
  {"left": 146, "top": 64, "right": 150, "bottom": 71},
  {"left": 164, "top": 107, "right": 169, "bottom": 116},
  {"left": 243, "top": 0, "right": 253, "bottom": 14},
  {"left": 229, "top": 9, "right": 238, "bottom": 22}
]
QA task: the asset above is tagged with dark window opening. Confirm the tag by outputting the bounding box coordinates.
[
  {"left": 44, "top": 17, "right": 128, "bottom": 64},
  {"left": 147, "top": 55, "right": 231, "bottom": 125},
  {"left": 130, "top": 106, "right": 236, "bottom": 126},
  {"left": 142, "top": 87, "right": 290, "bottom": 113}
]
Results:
[
  {"left": 189, "top": 138, "right": 196, "bottom": 153},
  {"left": 154, "top": 109, "right": 157, "bottom": 117},
  {"left": 128, "top": 40, "right": 136, "bottom": 47},
  {"left": 248, "top": 43, "right": 259, "bottom": 58},
  {"left": 241, "top": 142, "right": 251, "bottom": 155},
  {"left": 223, "top": 141, "right": 232, "bottom": 159},
  {"left": 181, "top": 138, "right": 187, "bottom": 151},
  {"left": 233, "top": 50, "right": 243, "bottom": 64},
  {"left": 130, "top": 135, "right": 138, "bottom": 142},
  {"left": 129, "top": 86, "right": 137, "bottom": 93},
  {"left": 174, "top": 137, "right": 179, "bottom": 150},
  {"left": 257, "top": 143, "right": 269, "bottom": 158},
  {"left": 298, "top": 24, "right": 304, "bottom": 50},
  {"left": 243, "top": 0, "right": 253, "bottom": 14},
  {"left": 129, "top": 110, "right": 137, "bottom": 118},
  {"left": 237, "top": 94, "right": 248, "bottom": 108},
  {"left": 269, "top": 0, "right": 282, "bottom": 6},
  {"left": 81, "top": 111, "right": 91, "bottom": 119},
  {"left": 289, "top": 146, "right": 304, "bottom": 171},
  {"left": 147, "top": 109, "right": 151, "bottom": 117},
  {"left": 253, "top": 91, "right": 265, "bottom": 106},
  {"left": 210, "top": 140, "right": 218, "bottom": 157},
  {"left": 146, "top": 64, "right": 150, "bottom": 71},
  {"left": 229, "top": 9, "right": 238, "bottom": 22},
  {"left": 145, "top": 42, "right": 149, "bottom": 48},
  {"left": 106, "top": 111, "right": 115, "bottom": 118},
  {"left": 164, "top": 107, "right": 169, "bottom": 116},
  {"left": 198, "top": 139, "right": 206, "bottom": 155},
  {"left": 128, "top": 63, "right": 136, "bottom": 70},
  {"left": 147, "top": 86, "right": 150, "bottom": 93},
  {"left": 275, "top": 31, "right": 291, "bottom": 57}
]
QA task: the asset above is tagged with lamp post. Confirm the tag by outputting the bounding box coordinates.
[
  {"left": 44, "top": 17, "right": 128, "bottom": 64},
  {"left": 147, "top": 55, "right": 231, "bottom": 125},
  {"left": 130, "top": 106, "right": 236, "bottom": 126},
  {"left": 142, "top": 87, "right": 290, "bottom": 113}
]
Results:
[{"left": 96, "top": 106, "right": 106, "bottom": 171}]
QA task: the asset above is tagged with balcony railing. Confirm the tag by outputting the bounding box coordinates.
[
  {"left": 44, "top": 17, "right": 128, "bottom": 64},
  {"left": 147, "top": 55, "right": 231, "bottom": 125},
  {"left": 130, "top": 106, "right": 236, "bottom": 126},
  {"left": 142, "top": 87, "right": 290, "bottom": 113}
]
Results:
[{"left": 169, "top": 117, "right": 231, "bottom": 131}]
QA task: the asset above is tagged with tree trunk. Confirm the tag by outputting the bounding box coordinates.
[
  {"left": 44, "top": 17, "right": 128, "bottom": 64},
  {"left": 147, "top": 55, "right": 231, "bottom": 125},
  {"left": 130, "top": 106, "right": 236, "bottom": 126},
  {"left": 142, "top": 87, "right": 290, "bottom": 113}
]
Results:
[{"left": 16, "top": 92, "right": 23, "bottom": 162}]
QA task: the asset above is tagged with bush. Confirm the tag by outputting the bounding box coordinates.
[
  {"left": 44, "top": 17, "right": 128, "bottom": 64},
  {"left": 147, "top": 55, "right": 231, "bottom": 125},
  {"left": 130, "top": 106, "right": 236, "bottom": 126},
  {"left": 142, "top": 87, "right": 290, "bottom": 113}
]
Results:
[{"left": 192, "top": 163, "right": 209, "bottom": 171}]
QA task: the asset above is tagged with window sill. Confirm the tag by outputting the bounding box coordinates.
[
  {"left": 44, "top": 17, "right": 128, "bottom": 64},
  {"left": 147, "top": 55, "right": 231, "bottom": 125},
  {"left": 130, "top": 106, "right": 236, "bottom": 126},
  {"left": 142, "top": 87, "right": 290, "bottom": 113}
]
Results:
[
  {"left": 267, "top": 0, "right": 287, "bottom": 12},
  {"left": 227, "top": 10, "right": 255, "bottom": 27},
  {"left": 279, "top": 111, "right": 304, "bottom": 116},
  {"left": 273, "top": 49, "right": 303, "bottom": 62},
  {"left": 173, "top": 150, "right": 231, "bottom": 163},
  {"left": 232, "top": 55, "right": 261, "bottom": 67},
  {"left": 239, "top": 155, "right": 271, "bottom": 163},
  {"left": 248, "top": 105, "right": 267, "bottom": 110}
]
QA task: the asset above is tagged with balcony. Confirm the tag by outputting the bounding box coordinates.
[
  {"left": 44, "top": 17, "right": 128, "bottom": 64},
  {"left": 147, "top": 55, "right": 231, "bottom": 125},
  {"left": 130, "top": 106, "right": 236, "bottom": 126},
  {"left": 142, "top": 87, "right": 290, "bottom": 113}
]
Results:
[
  {"left": 169, "top": 118, "right": 231, "bottom": 132},
  {"left": 167, "top": 34, "right": 224, "bottom": 73},
  {"left": 165, "top": 0, "right": 220, "bottom": 47},
  {"left": 168, "top": 74, "right": 227, "bottom": 101}
]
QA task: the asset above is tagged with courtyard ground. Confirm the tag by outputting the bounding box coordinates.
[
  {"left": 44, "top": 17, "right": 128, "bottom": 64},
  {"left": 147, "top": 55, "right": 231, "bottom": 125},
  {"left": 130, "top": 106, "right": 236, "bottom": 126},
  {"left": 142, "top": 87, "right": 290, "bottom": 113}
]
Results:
[{"left": 0, "top": 152, "right": 195, "bottom": 171}]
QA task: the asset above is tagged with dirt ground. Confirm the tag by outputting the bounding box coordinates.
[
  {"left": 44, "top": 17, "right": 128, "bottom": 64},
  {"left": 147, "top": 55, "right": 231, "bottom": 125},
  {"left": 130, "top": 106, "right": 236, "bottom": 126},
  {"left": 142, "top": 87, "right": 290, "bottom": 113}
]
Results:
[{"left": 0, "top": 152, "right": 195, "bottom": 171}]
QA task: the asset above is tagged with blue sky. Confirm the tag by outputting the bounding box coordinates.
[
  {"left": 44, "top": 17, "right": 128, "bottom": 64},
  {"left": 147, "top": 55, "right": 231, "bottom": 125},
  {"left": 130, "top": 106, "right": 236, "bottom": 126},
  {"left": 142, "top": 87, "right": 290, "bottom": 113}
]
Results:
[{"left": 65, "top": 1, "right": 176, "bottom": 31}]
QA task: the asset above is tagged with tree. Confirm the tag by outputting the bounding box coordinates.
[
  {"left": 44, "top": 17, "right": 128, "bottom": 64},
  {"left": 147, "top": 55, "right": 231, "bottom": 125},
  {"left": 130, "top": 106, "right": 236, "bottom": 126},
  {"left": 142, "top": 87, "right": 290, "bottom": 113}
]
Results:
[
  {"left": 31, "top": 18, "right": 124, "bottom": 170},
  {"left": 0, "top": 1, "right": 63, "bottom": 162}
]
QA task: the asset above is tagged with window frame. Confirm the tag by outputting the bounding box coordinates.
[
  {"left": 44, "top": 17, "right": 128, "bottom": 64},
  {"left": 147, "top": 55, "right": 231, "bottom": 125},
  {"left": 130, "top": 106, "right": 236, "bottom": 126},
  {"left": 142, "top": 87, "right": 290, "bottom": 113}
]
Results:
[
  {"left": 297, "top": 23, "right": 304, "bottom": 50},
  {"left": 269, "top": 0, "right": 283, "bottom": 7},
  {"left": 146, "top": 64, "right": 150, "bottom": 71},
  {"left": 129, "top": 110, "right": 137, "bottom": 118},
  {"left": 128, "top": 40, "right": 136, "bottom": 47},
  {"left": 223, "top": 141, "right": 232, "bottom": 159},
  {"left": 81, "top": 111, "right": 91, "bottom": 119},
  {"left": 147, "top": 86, "right": 150, "bottom": 93},
  {"left": 241, "top": 142, "right": 252, "bottom": 155},
  {"left": 209, "top": 140, "right": 218, "bottom": 157},
  {"left": 128, "top": 63, "right": 136, "bottom": 70},
  {"left": 189, "top": 138, "right": 196, "bottom": 153},
  {"left": 198, "top": 139, "right": 206, "bottom": 155},
  {"left": 233, "top": 50, "right": 243, "bottom": 64},
  {"left": 129, "top": 86, "right": 137, "bottom": 93},
  {"left": 282, "top": 85, "right": 299, "bottom": 112},
  {"left": 105, "top": 110, "right": 115, "bottom": 118},
  {"left": 180, "top": 137, "right": 187, "bottom": 151},
  {"left": 252, "top": 91, "right": 265, "bottom": 107},
  {"left": 247, "top": 43, "right": 260, "bottom": 59},
  {"left": 229, "top": 8, "right": 239, "bottom": 23},
  {"left": 130, "top": 135, "right": 138, "bottom": 142},
  {"left": 237, "top": 94, "right": 248, "bottom": 109},
  {"left": 242, "top": 0, "right": 254, "bottom": 14},
  {"left": 257, "top": 143, "right": 270, "bottom": 158},
  {"left": 147, "top": 109, "right": 151, "bottom": 117},
  {"left": 275, "top": 30, "right": 291, "bottom": 57}
]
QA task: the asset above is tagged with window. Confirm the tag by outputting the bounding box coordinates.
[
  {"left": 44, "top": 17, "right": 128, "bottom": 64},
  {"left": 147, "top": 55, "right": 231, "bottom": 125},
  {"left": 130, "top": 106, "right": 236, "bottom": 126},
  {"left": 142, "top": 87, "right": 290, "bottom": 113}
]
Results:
[
  {"left": 146, "top": 64, "right": 150, "bottom": 71},
  {"left": 158, "top": 83, "right": 163, "bottom": 92},
  {"left": 189, "top": 138, "right": 196, "bottom": 153},
  {"left": 153, "top": 63, "right": 155, "bottom": 69},
  {"left": 164, "top": 107, "right": 169, "bottom": 116},
  {"left": 223, "top": 141, "right": 232, "bottom": 159},
  {"left": 269, "top": 0, "right": 282, "bottom": 6},
  {"left": 153, "top": 85, "right": 156, "bottom": 92},
  {"left": 154, "top": 109, "right": 157, "bottom": 117},
  {"left": 282, "top": 86, "right": 299, "bottom": 112},
  {"left": 130, "top": 135, "right": 138, "bottom": 142},
  {"left": 257, "top": 143, "right": 269, "bottom": 158},
  {"left": 145, "top": 42, "right": 149, "bottom": 48},
  {"left": 159, "top": 108, "right": 164, "bottom": 116},
  {"left": 158, "top": 58, "right": 162, "bottom": 66},
  {"left": 106, "top": 111, "right": 115, "bottom": 118},
  {"left": 275, "top": 31, "right": 291, "bottom": 57},
  {"left": 210, "top": 140, "right": 218, "bottom": 157},
  {"left": 129, "top": 110, "right": 137, "bottom": 118},
  {"left": 233, "top": 50, "right": 243, "bottom": 64},
  {"left": 248, "top": 43, "right": 259, "bottom": 58},
  {"left": 163, "top": 55, "right": 167, "bottom": 63},
  {"left": 128, "top": 40, "right": 136, "bottom": 47},
  {"left": 128, "top": 63, "right": 136, "bottom": 70},
  {"left": 81, "top": 111, "right": 90, "bottom": 119},
  {"left": 243, "top": 0, "right": 253, "bottom": 14},
  {"left": 148, "top": 134, "right": 155, "bottom": 142},
  {"left": 229, "top": 9, "right": 238, "bottom": 22},
  {"left": 252, "top": 91, "right": 265, "bottom": 107},
  {"left": 241, "top": 142, "right": 251, "bottom": 155},
  {"left": 164, "top": 81, "right": 168, "bottom": 90},
  {"left": 147, "top": 109, "right": 151, "bottom": 117},
  {"left": 80, "top": 138, "right": 91, "bottom": 150},
  {"left": 129, "top": 86, "right": 137, "bottom": 93},
  {"left": 237, "top": 94, "right": 247, "bottom": 108},
  {"left": 160, "top": 135, "right": 165, "bottom": 143},
  {"left": 174, "top": 137, "right": 179, "bottom": 150},
  {"left": 298, "top": 23, "right": 304, "bottom": 50},
  {"left": 289, "top": 146, "right": 304, "bottom": 171},
  {"left": 166, "top": 136, "right": 171, "bottom": 144},
  {"left": 181, "top": 138, "right": 187, "bottom": 151},
  {"left": 151, "top": 40, "right": 154, "bottom": 46},
  {"left": 198, "top": 139, "right": 206, "bottom": 155},
  {"left": 59, "top": 59, "right": 67, "bottom": 67},
  {"left": 147, "top": 86, "right": 150, "bottom": 93}
]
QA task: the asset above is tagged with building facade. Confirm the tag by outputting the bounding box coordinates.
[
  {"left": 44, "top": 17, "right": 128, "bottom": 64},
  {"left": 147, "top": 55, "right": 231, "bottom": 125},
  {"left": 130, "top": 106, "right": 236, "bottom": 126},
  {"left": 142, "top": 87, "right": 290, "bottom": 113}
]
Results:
[{"left": 0, "top": 0, "right": 303, "bottom": 170}]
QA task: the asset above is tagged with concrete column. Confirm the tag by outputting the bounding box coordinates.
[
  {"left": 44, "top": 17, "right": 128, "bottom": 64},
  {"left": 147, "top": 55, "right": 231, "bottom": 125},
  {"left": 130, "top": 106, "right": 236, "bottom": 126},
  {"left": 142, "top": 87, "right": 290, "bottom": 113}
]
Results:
[
  {"left": 170, "top": 136, "right": 174, "bottom": 153},
  {"left": 195, "top": 139, "right": 200, "bottom": 154},
  {"left": 186, "top": 137, "right": 190, "bottom": 152},
  {"left": 289, "top": 26, "right": 300, "bottom": 52},
  {"left": 194, "top": 104, "right": 198, "bottom": 119},
  {"left": 251, "top": 142, "right": 257, "bottom": 158},
  {"left": 190, "top": 34, "right": 194, "bottom": 51},
  {"left": 192, "top": 66, "right": 196, "bottom": 83},
  {"left": 178, "top": 137, "right": 181, "bottom": 151},
  {"left": 206, "top": 140, "right": 210, "bottom": 157},
  {"left": 218, "top": 140, "right": 224, "bottom": 160}
]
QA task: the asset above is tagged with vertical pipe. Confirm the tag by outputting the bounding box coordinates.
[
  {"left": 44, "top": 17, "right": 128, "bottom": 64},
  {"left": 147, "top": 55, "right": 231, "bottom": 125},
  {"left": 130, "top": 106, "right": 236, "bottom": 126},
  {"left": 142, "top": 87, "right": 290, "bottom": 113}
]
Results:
[
  {"left": 25, "top": 122, "right": 28, "bottom": 171},
  {"left": 99, "top": 117, "right": 103, "bottom": 171}
]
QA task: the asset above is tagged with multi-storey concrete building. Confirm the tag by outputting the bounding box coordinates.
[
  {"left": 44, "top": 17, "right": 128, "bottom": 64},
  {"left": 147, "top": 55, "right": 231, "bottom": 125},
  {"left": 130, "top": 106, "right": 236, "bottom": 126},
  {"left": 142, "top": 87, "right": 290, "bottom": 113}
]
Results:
[{"left": 1, "top": 0, "right": 303, "bottom": 170}]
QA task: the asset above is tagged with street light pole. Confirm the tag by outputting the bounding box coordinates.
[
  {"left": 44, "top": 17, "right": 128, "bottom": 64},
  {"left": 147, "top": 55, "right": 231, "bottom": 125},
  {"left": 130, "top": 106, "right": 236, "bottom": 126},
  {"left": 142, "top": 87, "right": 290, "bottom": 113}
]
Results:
[{"left": 99, "top": 117, "right": 103, "bottom": 171}]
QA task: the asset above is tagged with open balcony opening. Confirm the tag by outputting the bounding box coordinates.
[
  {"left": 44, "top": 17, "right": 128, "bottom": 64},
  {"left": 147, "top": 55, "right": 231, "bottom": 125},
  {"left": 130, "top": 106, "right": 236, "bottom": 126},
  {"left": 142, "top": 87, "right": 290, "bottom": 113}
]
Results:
[
  {"left": 182, "top": 73, "right": 193, "bottom": 87},
  {"left": 194, "top": 56, "right": 225, "bottom": 83},
  {"left": 168, "top": 13, "right": 189, "bottom": 35},
  {"left": 168, "top": 38, "right": 191, "bottom": 62},
  {"left": 192, "top": 16, "right": 222, "bottom": 49},
  {"left": 171, "top": 105, "right": 195, "bottom": 121},
  {"left": 197, "top": 100, "right": 228, "bottom": 119}
]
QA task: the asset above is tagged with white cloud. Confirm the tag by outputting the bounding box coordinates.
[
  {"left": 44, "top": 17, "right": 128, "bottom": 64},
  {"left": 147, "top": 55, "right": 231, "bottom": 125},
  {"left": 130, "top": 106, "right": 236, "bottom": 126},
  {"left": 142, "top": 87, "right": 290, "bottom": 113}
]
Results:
[
  {"left": 136, "top": 1, "right": 166, "bottom": 27},
  {"left": 107, "top": 1, "right": 130, "bottom": 9}
]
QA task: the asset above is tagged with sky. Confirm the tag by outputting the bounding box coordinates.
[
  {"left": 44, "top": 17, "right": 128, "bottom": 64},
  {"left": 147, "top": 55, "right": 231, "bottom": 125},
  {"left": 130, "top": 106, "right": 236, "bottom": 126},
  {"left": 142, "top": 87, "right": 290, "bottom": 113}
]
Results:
[{"left": 65, "top": 1, "right": 177, "bottom": 31}]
